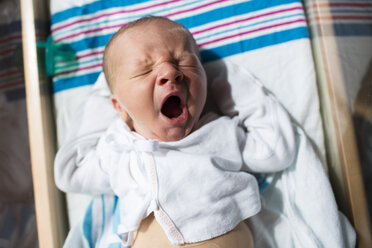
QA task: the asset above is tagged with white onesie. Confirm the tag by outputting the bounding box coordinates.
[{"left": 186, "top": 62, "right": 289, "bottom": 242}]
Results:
[{"left": 54, "top": 62, "right": 296, "bottom": 246}]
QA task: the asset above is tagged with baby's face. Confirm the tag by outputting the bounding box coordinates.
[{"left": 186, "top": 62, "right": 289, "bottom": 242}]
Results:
[{"left": 109, "top": 21, "right": 207, "bottom": 142}]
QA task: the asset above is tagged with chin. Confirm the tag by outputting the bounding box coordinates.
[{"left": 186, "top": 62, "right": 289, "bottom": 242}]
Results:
[
  {"left": 162, "top": 133, "right": 186, "bottom": 142},
  {"left": 160, "top": 127, "right": 190, "bottom": 142}
]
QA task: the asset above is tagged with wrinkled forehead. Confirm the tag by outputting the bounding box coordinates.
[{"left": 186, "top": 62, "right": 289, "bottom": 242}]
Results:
[{"left": 112, "top": 20, "right": 198, "bottom": 55}]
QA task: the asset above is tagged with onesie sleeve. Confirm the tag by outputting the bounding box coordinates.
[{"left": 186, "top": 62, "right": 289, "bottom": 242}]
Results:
[
  {"left": 54, "top": 132, "right": 113, "bottom": 194},
  {"left": 210, "top": 62, "right": 296, "bottom": 173},
  {"left": 54, "top": 73, "right": 117, "bottom": 194}
]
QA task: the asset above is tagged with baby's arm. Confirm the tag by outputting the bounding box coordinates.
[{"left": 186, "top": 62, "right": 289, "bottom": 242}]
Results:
[
  {"left": 211, "top": 62, "right": 296, "bottom": 173},
  {"left": 54, "top": 132, "right": 113, "bottom": 194},
  {"left": 54, "top": 74, "right": 117, "bottom": 194}
]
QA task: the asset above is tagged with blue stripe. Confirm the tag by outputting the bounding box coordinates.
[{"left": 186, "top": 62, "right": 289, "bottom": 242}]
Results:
[
  {"left": 176, "top": 0, "right": 300, "bottom": 29},
  {"left": 62, "top": 34, "right": 111, "bottom": 54},
  {"left": 201, "top": 26, "right": 308, "bottom": 63},
  {"left": 52, "top": 0, "right": 150, "bottom": 24},
  {"left": 55, "top": 58, "right": 102, "bottom": 72},
  {"left": 112, "top": 196, "right": 120, "bottom": 233},
  {"left": 334, "top": 23, "right": 372, "bottom": 37},
  {"left": 53, "top": 72, "right": 100, "bottom": 92},
  {"left": 96, "top": 195, "right": 106, "bottom": 247},
  {"left": 56, "top": 15, "right": 305, "bottom": 67},
  {"left": 53, "top": 26, "right": 308, "bottom": 92},
  {"left": 82, "top": 201, "right": 94, "bottom": 248},
  {"left": 53, "top": 0, "right": 302, "bottom": 54},
  {"left": 195, "top": 13, "right": 304, "bottom": 42},
  {"left": 55, "top": 0, "right": 201, "bottom": 37},
  {"left": 254, "top": 174, "right": 271, "bottom": 193},
  {"left": 52, "top": 0, "right": 301, "bottom": 26},
  {"left": 108, "top": 242, "right": 122, "bottom": 248},
  {"left": 107, "top": 196, "right": 122, "bottom": 248},
  {"left": 52, "top": 0, "right": 301, "bottom": 52}
]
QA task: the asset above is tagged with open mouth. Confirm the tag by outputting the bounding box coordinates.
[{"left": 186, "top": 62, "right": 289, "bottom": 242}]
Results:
[{"left": 161, "top": 95, "right": 183, "bottom": 119}]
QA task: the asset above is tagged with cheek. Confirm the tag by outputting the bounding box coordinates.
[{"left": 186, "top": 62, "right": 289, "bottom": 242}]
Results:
[
  {"left": 120, "top": 83, "right": 155, "bottom": 115},
  {"left": 187, "top": 78, "right": 207, "bottom": 113},
  {"left": 190, "top": 72, "right": 207, "bottom": 98}
]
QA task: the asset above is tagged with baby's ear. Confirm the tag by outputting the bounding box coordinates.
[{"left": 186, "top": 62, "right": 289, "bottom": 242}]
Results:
[
  {"left": 110, "top": 95, "right": 134, "bottom": 130},
  {"left": 110, "top": 95, "right": 129, "bottom": 121}
]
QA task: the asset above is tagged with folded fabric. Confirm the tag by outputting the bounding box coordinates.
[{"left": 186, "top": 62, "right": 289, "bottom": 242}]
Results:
[{"left": 247, "top": 126, "right": 356, "bottom": 248}]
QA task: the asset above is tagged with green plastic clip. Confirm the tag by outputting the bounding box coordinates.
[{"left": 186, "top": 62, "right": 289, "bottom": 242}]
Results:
[{"left": 37, "top": 36, "right": 76, "bottom": 76}]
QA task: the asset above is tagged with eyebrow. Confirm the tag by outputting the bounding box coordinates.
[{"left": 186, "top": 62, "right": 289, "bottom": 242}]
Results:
[{"left": 127, "top": 56, "right": 153, "bottom": 72}]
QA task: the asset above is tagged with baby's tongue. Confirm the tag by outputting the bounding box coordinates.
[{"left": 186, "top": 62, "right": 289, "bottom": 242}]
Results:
[{"left": 161, "top": 96, "right": 182, "bottom": 118}]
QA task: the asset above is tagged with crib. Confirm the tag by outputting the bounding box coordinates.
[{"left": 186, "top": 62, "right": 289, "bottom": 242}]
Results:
[{"left": 19, "top": 0, "right": 372, "bottom": 247}]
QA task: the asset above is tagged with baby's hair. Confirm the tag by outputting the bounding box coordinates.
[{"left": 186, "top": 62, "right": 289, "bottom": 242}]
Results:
[{"left": 103, "top": 16, "right": 200, "bottom": 92}]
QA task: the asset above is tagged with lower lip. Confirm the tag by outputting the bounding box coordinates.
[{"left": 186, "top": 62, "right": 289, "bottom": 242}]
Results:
[{"left": 161, "top": 106, "right": 188, "bottom": 125}]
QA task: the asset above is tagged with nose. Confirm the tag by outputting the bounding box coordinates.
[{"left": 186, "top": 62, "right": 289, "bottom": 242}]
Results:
[{"left": 157, "top": 62, "right": 183, "bottom": 85}]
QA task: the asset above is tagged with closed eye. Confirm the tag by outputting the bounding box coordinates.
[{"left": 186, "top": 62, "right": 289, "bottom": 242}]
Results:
[
  {"left": 130, "top": 69, "right": 153, "bottom": 79},
  {"left": 178, "top": 54, "right": 200, "bottom": 68},
  {"left": 179, "top": 60, "right": 201, "bottom": 70},
  {"left": 178, "top": 60, "right": 198, "bottom": 68}
]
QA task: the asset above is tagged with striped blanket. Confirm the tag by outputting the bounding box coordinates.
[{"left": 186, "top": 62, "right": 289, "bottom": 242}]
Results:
[
  {"left": 49, "top": 0, "right": 364, "bottom": 247},
  {"left": 50, "top": 0, "right": 309, "bottom": 92}
]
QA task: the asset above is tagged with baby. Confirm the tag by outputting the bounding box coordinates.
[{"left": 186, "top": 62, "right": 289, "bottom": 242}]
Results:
[{"left": 55, "top": 16, "right": 296, "bottom": 248}]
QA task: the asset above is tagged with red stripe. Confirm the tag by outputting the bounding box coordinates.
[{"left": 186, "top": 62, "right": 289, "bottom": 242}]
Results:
[
  {"left": 0, "top": 34, "right": 22, "bottom": 45},
  {"left": 198, "top": 18, "right": 305, "bottom": 47},
  {"left": 52, "top": 0, "right": 180, "bottom": 33},
  {"left": 58, "top": 19, "right": 306, "bottom": 75},
  {"left": 164, "top": 0, "right": 226, "bottom": 18},
  {"left": 0, "top": 80, "right": 24, "bottom": 90},
  {"left": 55, "top": 1, "right": 300, "bottom": 43},
  {"left": 329, "top": 2, "right": 372, "bottom": 8},
  {"left": 77, "top": 51, "right": 104, "bottom": 60},
  {"left": 0, "top": 32, "right": 44, "bottom": 45},
  {"left": 0, "top": 49, "right": 14, "bottom": 57},
  {"left": 55, "top": 23, "right": 124, "bottom": 42},
  {"left": 54, "top": 63, "right": 102, "bottom": 76},
  {"left": 0, "top": 68, "right": 19, "bottom": 78},
  {"left": 53, "top": 0, "right": 228, "bottom": 42},
  {"left": 192, "top": 6, "right": 302, "bottom": 35},
  {"left": 60, "top": 12, "right": 307, "bottom": 64},
  {"left": 308, "top": 2, "right": 372, "bottom": 11}
]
